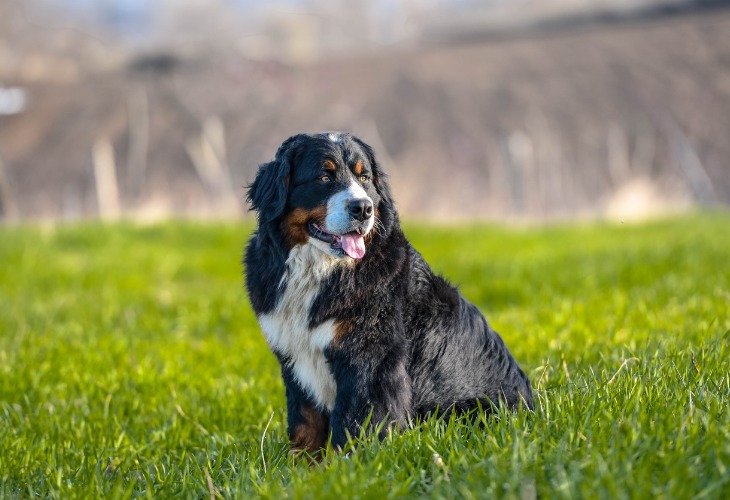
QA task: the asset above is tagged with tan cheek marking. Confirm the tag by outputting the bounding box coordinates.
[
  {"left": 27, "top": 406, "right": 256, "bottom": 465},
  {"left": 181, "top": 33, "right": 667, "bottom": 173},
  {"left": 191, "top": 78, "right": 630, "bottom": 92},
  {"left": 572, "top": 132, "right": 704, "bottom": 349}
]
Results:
[{"left": 281, "top": 206, "right": 327, "bottom": 249}]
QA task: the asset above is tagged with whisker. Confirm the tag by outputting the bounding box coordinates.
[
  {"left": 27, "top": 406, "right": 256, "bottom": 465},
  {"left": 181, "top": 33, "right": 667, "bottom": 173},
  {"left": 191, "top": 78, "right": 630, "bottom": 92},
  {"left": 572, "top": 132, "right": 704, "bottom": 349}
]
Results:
[{"left": 372, "top": 216, "right": 385, "bottom": 238}]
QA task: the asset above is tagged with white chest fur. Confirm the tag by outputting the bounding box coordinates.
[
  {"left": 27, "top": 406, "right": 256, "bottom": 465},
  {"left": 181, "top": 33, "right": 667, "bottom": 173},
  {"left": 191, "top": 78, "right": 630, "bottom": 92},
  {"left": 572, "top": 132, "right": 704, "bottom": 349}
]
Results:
[{"left": 257, "top": 243, "right": 346, "bottom": 411}]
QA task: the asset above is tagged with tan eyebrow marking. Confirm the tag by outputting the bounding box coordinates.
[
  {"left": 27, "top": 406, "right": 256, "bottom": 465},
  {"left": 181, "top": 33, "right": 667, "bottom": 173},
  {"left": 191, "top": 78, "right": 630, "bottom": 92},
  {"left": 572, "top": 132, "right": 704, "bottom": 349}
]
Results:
[
  {"left": 323, "top": 160, "right": 337, "bottom": 171},
  {"left": 353, "top": 161, "right": 363, "bottom": 175}
]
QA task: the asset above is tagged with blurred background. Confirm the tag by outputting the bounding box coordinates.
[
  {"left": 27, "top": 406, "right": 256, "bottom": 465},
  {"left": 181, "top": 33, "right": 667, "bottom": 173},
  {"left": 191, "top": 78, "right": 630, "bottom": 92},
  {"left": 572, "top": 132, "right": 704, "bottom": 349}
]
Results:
[{"left": 0, "top": 0, "right": 728, "bottom": 223}]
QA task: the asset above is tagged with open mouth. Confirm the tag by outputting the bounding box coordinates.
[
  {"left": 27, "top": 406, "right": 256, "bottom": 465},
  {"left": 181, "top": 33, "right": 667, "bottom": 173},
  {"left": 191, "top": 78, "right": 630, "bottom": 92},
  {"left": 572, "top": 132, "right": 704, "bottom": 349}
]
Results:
[{"left": 308, "top": 221, "right": 366, "bottom": 259}]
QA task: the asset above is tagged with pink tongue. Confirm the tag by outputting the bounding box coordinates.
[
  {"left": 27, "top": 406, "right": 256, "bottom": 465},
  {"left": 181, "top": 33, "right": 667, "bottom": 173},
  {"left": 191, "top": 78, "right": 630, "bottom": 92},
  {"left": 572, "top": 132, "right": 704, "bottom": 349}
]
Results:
[{"left": 340, "top": 233, "right": 366, "bottom": 259}]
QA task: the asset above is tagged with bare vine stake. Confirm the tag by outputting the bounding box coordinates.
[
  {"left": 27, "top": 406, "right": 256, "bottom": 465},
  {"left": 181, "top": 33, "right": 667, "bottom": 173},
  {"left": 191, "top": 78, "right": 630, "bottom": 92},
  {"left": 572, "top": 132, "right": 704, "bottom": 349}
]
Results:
[{"left": 92, "top": 137, "right": 120, "bottom": 220}]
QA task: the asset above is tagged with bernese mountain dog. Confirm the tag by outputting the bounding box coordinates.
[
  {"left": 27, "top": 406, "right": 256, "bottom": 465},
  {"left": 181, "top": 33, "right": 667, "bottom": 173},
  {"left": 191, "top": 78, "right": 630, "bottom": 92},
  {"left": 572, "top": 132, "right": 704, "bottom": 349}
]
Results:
[{"left": 244, "top": 132, "right": 533, "bottom": 455}]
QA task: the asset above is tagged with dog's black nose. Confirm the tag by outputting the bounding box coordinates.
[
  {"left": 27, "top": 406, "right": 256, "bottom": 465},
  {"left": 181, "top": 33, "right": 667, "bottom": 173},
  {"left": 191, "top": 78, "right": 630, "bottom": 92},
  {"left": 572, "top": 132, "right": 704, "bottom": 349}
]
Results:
[{"left": 348, "top": 199, "right": 373, "bottom": 221}]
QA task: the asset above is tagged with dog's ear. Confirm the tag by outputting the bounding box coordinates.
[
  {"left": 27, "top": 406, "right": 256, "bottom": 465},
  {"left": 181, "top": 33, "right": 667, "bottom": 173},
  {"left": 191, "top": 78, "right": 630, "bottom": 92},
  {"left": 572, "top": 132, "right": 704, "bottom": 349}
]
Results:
[
  {"left": 352, "top": 136, "right": 394, "bottom": 209},
  {"left": 247, "top": 135, "right": 303, "bottom": 224}
]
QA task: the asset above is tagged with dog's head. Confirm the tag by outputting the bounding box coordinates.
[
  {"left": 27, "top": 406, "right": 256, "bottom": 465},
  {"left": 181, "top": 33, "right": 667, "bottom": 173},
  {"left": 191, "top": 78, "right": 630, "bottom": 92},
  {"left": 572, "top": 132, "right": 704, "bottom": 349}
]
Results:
[{"left": 247, "top": 132, "right": 395, "bottom": 260}]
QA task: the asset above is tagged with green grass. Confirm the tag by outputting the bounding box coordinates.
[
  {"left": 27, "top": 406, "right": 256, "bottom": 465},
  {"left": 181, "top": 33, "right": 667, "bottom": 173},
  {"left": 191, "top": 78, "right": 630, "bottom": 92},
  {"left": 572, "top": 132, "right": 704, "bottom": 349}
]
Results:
[{"left": 1, "top": 213, "right": 729, "bottom": 498}]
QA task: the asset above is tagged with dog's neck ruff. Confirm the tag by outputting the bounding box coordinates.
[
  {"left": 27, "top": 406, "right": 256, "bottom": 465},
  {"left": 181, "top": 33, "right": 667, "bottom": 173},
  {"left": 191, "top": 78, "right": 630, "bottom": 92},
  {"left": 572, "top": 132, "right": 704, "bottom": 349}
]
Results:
[
  {"left": 281, "top": 240, "right": 344, "bottom": 286},
  {"left": 258, "top": 242, "right": 347, "bottom": 411}
]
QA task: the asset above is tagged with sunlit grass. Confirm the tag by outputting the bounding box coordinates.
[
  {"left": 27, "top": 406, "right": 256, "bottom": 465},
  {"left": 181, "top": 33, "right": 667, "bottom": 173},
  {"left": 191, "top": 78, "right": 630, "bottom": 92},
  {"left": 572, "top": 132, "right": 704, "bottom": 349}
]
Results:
[{"left": 1, "top": 213, "right": 728, "bottom": 498}]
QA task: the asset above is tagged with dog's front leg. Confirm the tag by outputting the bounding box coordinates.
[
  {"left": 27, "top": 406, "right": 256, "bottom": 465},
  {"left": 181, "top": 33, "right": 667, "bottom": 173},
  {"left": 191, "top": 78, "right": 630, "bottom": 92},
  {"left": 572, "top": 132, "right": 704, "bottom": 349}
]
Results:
[
  {"left": 328, "top": 344, "right": 412, "bottom": 450},
  {"left": 279, "top": 363, "right": 330, "bottom": 456}
]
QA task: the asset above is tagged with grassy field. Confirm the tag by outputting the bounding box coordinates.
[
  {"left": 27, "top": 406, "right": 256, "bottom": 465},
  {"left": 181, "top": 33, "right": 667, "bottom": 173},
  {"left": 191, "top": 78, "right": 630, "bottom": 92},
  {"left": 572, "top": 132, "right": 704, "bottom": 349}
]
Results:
[{"left": 1, "top": 213, "right": 729, "bottom": 498}]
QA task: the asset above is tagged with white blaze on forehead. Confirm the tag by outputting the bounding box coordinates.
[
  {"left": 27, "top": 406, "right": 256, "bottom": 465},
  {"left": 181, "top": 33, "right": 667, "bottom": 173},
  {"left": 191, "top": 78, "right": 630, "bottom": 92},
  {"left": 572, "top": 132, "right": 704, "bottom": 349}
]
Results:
[{"left": 328, "top": 133, "right": 341, "bottom": 143}]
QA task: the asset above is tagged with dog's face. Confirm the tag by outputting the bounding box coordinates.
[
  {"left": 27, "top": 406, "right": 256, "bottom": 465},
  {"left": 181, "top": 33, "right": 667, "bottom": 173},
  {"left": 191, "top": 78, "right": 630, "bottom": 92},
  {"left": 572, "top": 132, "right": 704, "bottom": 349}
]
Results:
[{"left": 248, "top": 132, "right": 392, "bottom": 260}]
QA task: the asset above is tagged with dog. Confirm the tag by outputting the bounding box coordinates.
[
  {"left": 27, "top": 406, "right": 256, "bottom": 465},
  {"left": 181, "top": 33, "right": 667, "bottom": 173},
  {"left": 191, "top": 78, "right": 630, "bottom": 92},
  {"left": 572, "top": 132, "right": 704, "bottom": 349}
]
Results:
[{"left": 244, "top": 132, "right": 533, "bottom": 454}]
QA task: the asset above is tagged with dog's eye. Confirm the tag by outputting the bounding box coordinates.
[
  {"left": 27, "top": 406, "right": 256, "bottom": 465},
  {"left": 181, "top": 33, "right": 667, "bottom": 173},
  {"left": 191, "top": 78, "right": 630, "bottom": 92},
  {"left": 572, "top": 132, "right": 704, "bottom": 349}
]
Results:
[
  {"left": 359, "top": 175, "right": 369, "bottom": 183},
  {"left": 320, "top": 175, "right": 331, "bottom": 183}
]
